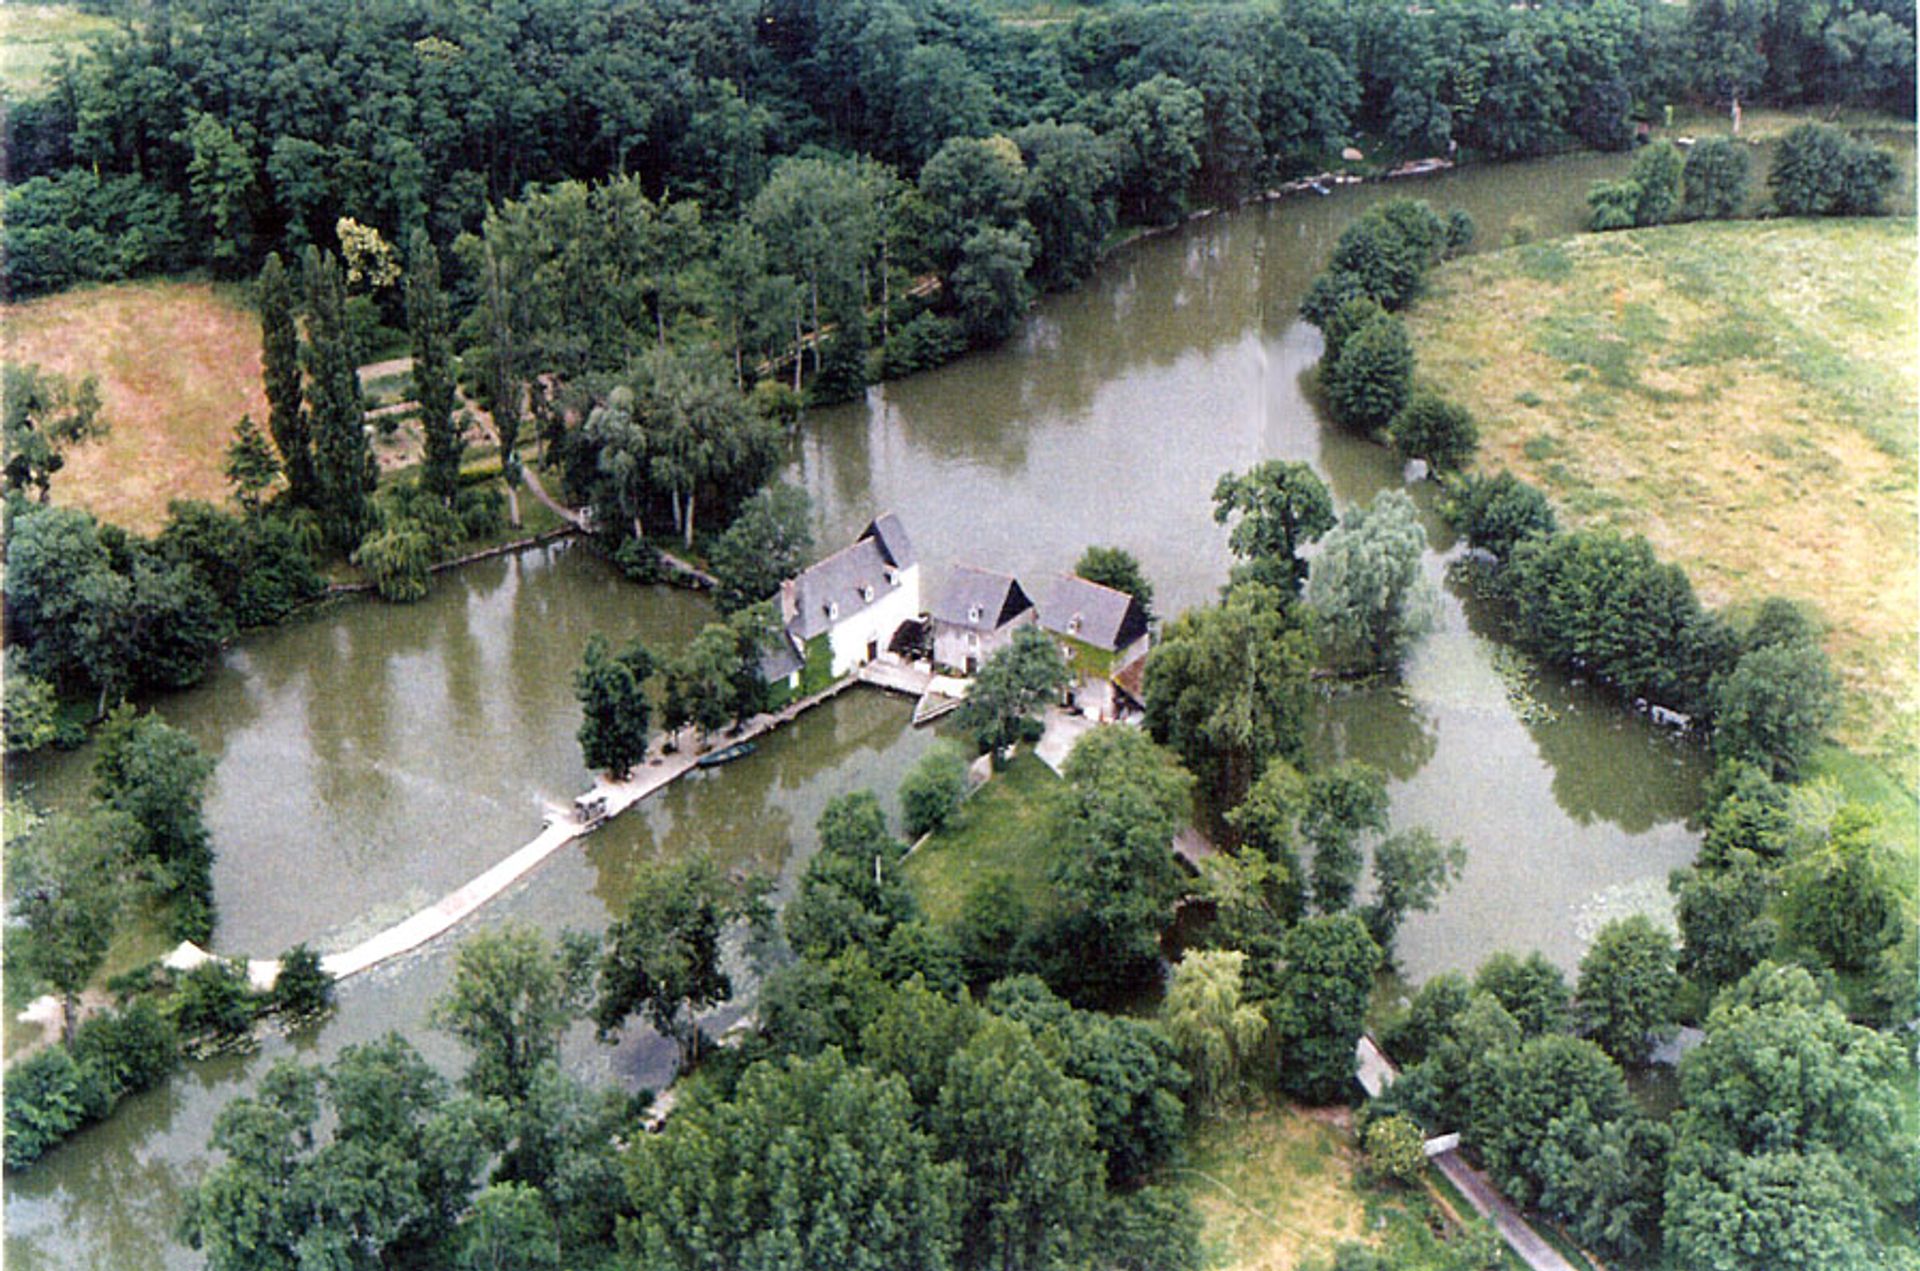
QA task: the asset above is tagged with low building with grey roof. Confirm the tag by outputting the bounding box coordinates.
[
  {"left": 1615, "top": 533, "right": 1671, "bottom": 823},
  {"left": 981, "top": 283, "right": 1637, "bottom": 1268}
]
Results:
[{"left": 930, "top": 565, "right": 1037, "bottom": 673}]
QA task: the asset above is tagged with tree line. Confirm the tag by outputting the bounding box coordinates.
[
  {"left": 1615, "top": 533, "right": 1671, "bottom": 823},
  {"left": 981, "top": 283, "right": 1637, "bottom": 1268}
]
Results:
[{"left": 7, "top": 0, "right": 1910, "bottom": 306}]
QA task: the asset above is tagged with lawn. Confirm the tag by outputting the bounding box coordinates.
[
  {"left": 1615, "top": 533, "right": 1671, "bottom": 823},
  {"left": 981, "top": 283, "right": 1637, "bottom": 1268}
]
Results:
[
  {"left": 0, "top": 2, "right": 117, "bottom": 97},
  {"left": 1176, "top": 1101, "right": 1377, "bottom": 1270},
  {"left": 3, "top": 278, "right": 270, "bottom": 534},
  {"left": 903, "top": 750, "right": 1068, "bottom": 926},
  {"left": 1406, "top": 218, "right": 1918, "bottom": 777}
]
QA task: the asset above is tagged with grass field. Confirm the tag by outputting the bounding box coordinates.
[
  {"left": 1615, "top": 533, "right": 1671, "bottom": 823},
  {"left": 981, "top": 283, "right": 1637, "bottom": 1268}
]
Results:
[
  {"left": 1406, "top": 218, "right": 1918, "bottom": 774},
  {"left": 3, "top": 278, "right": 269, "bottom": 534},
  {"left": 1177, "top": 1102, "right": 1376, "bottom": 1270},
  {"left": 903, "top": 751, "right": 1068, "bottom": 926},
  {"left": 0, "top": 2, "right": 116, "bottom": 96}
]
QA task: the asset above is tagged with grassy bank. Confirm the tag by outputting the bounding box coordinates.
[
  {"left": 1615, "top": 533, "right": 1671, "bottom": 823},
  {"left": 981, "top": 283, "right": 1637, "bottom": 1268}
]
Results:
[
  {"left": 1178, "top": 1102, "right": 1375, "bottom": 1269},
  {"left": 1405, "top": 218, "right": 1918, "bottom": 778},
  {"left": 903, "top": 751, "right": 1067, "bottom": 926},
  {"left": 0, "top": 2, "right": 116, "bottom": 96}
]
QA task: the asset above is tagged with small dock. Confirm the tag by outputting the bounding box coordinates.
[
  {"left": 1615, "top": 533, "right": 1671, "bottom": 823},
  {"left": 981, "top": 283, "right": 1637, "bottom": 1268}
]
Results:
[{"left": 855, "top": 656, "right": 970, "bottom": 725}]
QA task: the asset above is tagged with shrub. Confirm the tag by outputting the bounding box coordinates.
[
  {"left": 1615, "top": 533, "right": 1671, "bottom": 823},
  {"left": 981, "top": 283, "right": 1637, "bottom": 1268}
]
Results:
[
  {"left": 3, "top": 1046, "right": 108, "bottom": 1168},
  {"left": 1324, "top": 314, "right": 1414, "bottom": 433},
  {"left": 1770, "top": 124, "right": 1898, "bottom": 216},
  {"left": 1363, "top": 1113, "right": 1428, "bottom": 1184},
  {"left": 271, "top": 944, "right": 335, "bottom": 1021},
  {"left": 1681, "top": 137, "right": 1753, "bottom": 220},
  {"left": 1320, "top": 296, "right": 1388, "bottom": 367},
  {"left": 69, "top": 1000, "right": 182, "bottom": 1099},
  {"left": 170, "top": 959, "right": 260, "bottom": 1050},
  {"left": 900, "top": 743, "right": 969, "bottom": 839},
  {"left": 1444, "top": 208, "right": 1476, "bottom": 255},
  {"left": 353, "top": 521, "right": 435, "bottom": 602},
  {"left": 1447, "top": 471, "right": 1556, "bottom": 560},
  {"left": 1390, "top": 391, "right": 1478, "bottom": 471},
  {"left": 457, "top": 486, "right": 508, "bottom": 540},
  {"left": 3, "top": 170, "right": 191, "bottom": 297},
  {"left": 611, "top": 536, "right": 667, "bottom": 584},
  {"left": 881, "top": 312, "right": 969, "bottom": 380}
]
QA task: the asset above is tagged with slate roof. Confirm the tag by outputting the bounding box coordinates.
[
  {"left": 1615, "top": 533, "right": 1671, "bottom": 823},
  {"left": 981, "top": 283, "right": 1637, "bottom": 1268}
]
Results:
[
  {"left": 1038, "top": 574, "right": 1148, "bottom": 652},
  {"left": 930, "top": 566, "right": 1034, "bottom": 632},
  {"left": 758, "top": 630, "right": 803, "bottom": 683},
  {"left": 782, "top": 514, "right": 917, "bottom": 642}
]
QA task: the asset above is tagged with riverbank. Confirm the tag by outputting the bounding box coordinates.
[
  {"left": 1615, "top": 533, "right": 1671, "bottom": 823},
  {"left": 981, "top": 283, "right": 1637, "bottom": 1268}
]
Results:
[{"left": 1405, "top": 216, "right": 1918, "bottom": 778}]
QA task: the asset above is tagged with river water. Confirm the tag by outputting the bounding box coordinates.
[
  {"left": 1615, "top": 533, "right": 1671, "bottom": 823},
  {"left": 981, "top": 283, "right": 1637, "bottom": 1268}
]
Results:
[{"left": 7, "top": 148, "right": 1722, "bottom": 1266}]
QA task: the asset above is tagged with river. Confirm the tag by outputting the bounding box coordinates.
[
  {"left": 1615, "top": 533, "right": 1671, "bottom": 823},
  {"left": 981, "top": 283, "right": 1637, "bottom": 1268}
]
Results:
[{"left": 6, "top": 147, "right": 1721, "bottom": 1266}]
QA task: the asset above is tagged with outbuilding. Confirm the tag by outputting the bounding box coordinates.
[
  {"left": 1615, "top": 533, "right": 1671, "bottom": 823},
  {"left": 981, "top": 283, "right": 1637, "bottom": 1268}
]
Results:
[{"left": 1037, "top": 574, "right": 1151, "bottom": 722}]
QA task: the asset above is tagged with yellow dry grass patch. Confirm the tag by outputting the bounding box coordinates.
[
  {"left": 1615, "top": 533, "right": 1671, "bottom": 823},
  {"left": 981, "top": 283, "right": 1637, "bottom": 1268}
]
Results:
[
  {"left": 1181, "top": 1102, "right": 1374, "bottom": 1271},
  {"left": 2, "top": 278, "right": 269, "bottom": 534},
  {"left": 1408, "top": 220, "right": 1918, "bottom": 764}
]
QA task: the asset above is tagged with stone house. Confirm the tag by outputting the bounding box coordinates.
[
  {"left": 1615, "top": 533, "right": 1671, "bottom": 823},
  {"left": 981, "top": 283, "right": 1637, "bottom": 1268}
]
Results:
[
  {"left": 929, "top": 565, "right": 1037, "bottom": 674},
  {"left": 778, "top": 514, "right": 922, "bottom": 682},
  {"left": 1037, "top": 574, "right": 1151, "bottom": 722}
]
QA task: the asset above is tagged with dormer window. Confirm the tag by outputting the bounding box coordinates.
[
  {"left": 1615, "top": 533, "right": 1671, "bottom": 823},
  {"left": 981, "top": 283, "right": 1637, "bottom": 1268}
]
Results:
[
  {"left": 860, "top": 584, "right": 875, "bottom": 603},
  {"left": 1068, "top": 613, "right": 1082, "bottom": 635},
  {"left": 827, "top": 601, "right": 840, "bottom": 621},
  {"left": 968, "top": 603, "right": 983, "bottom": 623},
  {"left": 883, "top": 567, "right": 899, "bottom": 586}
]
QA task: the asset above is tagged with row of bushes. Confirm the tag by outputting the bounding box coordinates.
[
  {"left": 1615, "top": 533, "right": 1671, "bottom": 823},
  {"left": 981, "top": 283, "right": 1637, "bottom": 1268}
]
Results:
[
  {"left": 1447, "top": 470, "right": 1839, "bottom": 777},
  {"left": 1589, "top": 123, "right": 1900, "bottom": 231},
  {"left": 4, "top": 948, "right": 334, "bottom": 1170},
  {"left": 1305, "top": 199, "right": 1482, "bottom": 474}
]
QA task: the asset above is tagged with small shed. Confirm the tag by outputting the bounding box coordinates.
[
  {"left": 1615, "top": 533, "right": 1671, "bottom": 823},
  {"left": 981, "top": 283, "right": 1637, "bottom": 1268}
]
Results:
[{"left": 930, "top": 565, "right": 1036, "bottom": 673}]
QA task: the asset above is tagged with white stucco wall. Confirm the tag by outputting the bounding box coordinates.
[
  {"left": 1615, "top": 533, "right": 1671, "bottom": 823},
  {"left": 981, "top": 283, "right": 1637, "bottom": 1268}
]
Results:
[
  {"left": 933, "top": 608, "right": 1035, "bottom": 672},
  {"left": 825, "top": 564, "right": 922, "bottom": 677}
]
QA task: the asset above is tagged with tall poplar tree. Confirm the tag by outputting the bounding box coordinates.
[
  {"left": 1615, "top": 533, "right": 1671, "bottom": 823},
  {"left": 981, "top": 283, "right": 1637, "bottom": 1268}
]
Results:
[
  {"left": 406, "top": 230, "right": 463, "bottom": 504},
  {"left": 257, "top": 253, "right": 313, "bottom": 504},
  {"left": 302, "top": 248, "right": 375, "bottom": 551}
]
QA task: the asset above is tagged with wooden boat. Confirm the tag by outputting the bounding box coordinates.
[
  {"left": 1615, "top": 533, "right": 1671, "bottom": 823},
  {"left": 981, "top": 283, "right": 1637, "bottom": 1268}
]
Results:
[{"left": 696, "top": 740, "right": 757, "bottom": 768}]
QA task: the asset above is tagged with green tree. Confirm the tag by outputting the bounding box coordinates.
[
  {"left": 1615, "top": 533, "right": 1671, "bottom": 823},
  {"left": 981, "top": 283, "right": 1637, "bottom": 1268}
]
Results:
[
  {"left": 594, "top": 855, "right": 759, "bottom": 1067},
  {"left": 1211, "top": 460, "right": 1334, "bottom": 594},
  {"left": 937, "top": 1015, "right": 1102, "bottom": 1271},
  {"left": 954, "top": 625, "right": 1071, "bottom": 763},
  {"left": 406, "top": 229, "right": 464, "bottom": 504},
  {"left": 3, "top": 649, "right": 62, "bottom": 754},
  {"left": 709, "top": 482, "right": 812, "bottom": 614},
  {"left": 950, "top": 224, "right": 1036, "bottom": 347},
  {"left": 1324, "top": 313, "right": 1415, "bottom": 434},
  {"left": 456, "top": 1182, "right": 559, "bottom": 1271},
  {"left": 257, "top": 252, "right": 313, "bottom": 506},
  {"left": 92, "top": 704, "right": 217, "bottom": 940},
  {"left": 3, "top": 363, "right": 107, "bottom": 503},
  {"left": 222, "top": 415, "right": 280, "bottom": 514},
  {"left": 433, "top": 923, "right": 596, "bottom": 1106},
  {"left": 8, "top": 808, "right": 136, "bottom": 1043},
  {"left": 1303, "top": 761, "right": 1390, "bottom": 913},
  {"left": 1048, "top": 727, "right": 1195, "bottom": 997},
  {"left": 1144, "top": 582, "right": 1317, "bottom": 806},
  {"left": 170, "top": 959, "right": 260, "bottom": 1050},
  {"left": 352, "top": 518, "right": 435, "bottom": 601},
  {"left": 901, "top": 742, "right": 970, "bottom": 839},
  {"left": 1112, "top": 75, "right": 1206, "bottom": 225},
  {"left": 1015, "top": 122, "right": 1116, "bottom": 292},
  {"left": 1223, "top": 759, "right": 1309, "bottom": 925},
  {"left": 1162, "top": 949, "right": 1265, "bottom": 1111},
  {"left": 1270, "top": 914, "right": 1381, "bottom": 1103},
  {"left": 179, "top": 111, "right": 256, "bottom": 270},
  {"left": 1680, "top": 136, "right": 1753, "bottom": 220},
  {"left": 1476, "top": 1034, "right": 1631, "bottom": 1208},
  {"left": 1711, "top": 639, "right": 1838, "bottom": 779},
  {"left": 1784, "top": 805, "right": 1898, "bottom": 970},
  {"left": 660, "top": 622, "right": 749, "bottom": 747},
  {"left": 1308, "top": 488, "right": 1436, "bottom": 674},
  {"left": 625, "top": 1048, "right": 960, "bottom": 1271},
  {"left": 573, "top": 633, "right": 654, "bottom": 779},
  {"left": 302, "top": 247, "right": 375, "bottom": 551},
  {"left": 955, "top": 873, "right": 1031, "bottom": 986},
  {"left": 786, "top": 791, "right": 917, "bottom": 961},
  {"left": 1389, "top": 391, "right": 1478, "bottom": 472},
  {"left": 1364, "top": 827, "right": 1467, "bottom": 957},
  {"left": 1672, "top": 853, "right": 1777, "bottom": 992},
  {"left": 1475, "top": 950, "right": 1571, "bottom": 1037},
  {"left": 1575, "top": 915, "right": 1678, "bottom": 1065}
]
